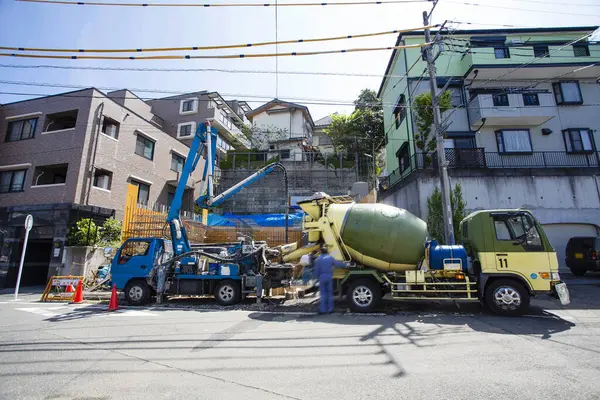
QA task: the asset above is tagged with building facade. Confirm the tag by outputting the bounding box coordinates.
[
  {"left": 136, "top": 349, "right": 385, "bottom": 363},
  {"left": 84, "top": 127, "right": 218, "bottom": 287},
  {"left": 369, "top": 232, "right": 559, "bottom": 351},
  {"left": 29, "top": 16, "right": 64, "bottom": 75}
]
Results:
[
  {"left": 378, "top": 26, "right": 600, "bottom": 270},
  {"left": 246, "top": 99, "right": 315, "bottom": 161},
  {"left": 0, "top": 88, "right": 250, "bottom": 288}
]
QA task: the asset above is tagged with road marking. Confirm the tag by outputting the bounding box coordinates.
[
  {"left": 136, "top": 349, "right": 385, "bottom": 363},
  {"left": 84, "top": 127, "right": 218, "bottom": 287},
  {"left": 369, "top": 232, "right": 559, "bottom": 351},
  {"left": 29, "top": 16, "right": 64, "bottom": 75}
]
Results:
[{"left": 15, "top": 306, "right": 158, "bottom": 319}]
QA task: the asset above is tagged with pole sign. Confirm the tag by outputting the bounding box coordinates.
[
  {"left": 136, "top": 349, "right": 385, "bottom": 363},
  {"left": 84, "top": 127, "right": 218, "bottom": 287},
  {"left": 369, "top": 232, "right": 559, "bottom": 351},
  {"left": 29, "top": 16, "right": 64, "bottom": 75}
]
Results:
[{"left": 14, "top": 214, "right": 33, "bottom": 301}]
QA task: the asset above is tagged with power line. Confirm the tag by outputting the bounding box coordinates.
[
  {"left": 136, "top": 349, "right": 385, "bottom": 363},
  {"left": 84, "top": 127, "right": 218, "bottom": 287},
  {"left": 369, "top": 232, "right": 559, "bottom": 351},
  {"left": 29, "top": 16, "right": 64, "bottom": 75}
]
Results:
[
  {"left": 445, "top": 1, "right": 600, "bottom": 18},
  {"left": 0, "top": 25, "right": 436, "bottom": 54},
  {"left": 474, "top": 0, "right": 600, "bottom": 8},
  {"left": 381, "top": 56, "right": 420, "bottom": 100},
  {"left": 0, "top": 42, "right": 431, "bottom": 61},
  {"left": 16, "top": 0, "right": 431, "bottom": 7},
  {"left": 0, "top": 63, "right": 414, "bottom": 79}
]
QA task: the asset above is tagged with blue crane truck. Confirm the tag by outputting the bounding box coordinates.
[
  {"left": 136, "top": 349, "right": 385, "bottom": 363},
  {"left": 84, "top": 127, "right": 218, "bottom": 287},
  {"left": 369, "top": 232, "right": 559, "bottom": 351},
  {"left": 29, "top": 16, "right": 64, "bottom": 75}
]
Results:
[{"left": 111, "top": 122, "right": 294, "bottom": 305}]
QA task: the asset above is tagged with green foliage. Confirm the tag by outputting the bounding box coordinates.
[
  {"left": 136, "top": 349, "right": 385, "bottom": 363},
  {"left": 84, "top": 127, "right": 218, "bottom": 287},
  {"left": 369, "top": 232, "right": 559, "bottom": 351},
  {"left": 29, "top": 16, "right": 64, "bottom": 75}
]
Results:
[
  {"left": 101, "top": 217, "right": 122, "bottom": 246},
  {"left": 324, "top": 88, "right": 384, "bottom": 159},
  {"left": 413, "top": 91, "right": 453, "bottom": 163},
  {"left": 68, "top": 217, "right": 123, "bottom": 247},
  {"left": 219, "top": 150, "right": 280, "bottom": 170},
  {"left": 426, "top": 184, "right": 468, "bottom": 244},
  {"left": 245, "top": 124, "right": 289, "bottom": 150}
]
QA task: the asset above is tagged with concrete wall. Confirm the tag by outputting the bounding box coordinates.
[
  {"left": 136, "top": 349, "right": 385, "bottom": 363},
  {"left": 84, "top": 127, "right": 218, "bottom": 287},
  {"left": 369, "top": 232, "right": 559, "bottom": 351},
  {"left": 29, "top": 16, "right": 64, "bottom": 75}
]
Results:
[
  {"left": 217, "top": 161, "right": 359, "bottom": 213},
  {"left": 62, "top": 246, "right": 109, "bottom": 279}
]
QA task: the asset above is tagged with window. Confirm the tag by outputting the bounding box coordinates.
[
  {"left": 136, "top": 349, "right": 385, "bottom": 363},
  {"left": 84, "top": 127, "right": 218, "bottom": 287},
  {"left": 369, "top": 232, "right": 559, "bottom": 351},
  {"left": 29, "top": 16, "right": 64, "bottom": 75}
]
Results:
[
  {"left": 396, "top": 143, "right": 410, "bottom": 172},
  {"left": 171, "top": 153, "right": 185, "bottom": 173},
  {"left": 177, "top": 122, "right": 195, "bottom": 139},
  {"left": 179, "top": 98, "right": 198, "bottom": 115},
  {"left": 6, "top": 118, "right": 37, "bottom": 142},
  {"left": 131, "top": 180, "right": 150, "bottom": 205},
  {"left": 553, "top": 81, "right": 582, "bottom": 105},
  {"left": 496, "top": 130, "right": 532, "bottom": 153},
  {"left": 101, "top": 117, "right": 120, "bottom": 139},
  {"left": 573, "top": 44, "right": 590, "bottom": 57},
  {"left": 167, "top": 192, "right": 175, "bottom": 207},
  {"left": 533, "top": 45, "right": 549, "bottom": 58},
  {"left": 118, "top": 240, "right": 151, "bottom": 264},
  {"left": 0, "top": 169, "right": 26, "bottom": 193},
  {"left": 32, "top": 164, "right": 68, "bottom": 186},
  {"left": 393, "top": 94, "right": 406, "bottom": 129},
  {"left": 135, "top": 134, "right": 155, "bottom": 160},
  {"left": 494, "top": 47, "right": 510, "bottom": 59},
  {"left": 493, "top": 93, "right": 509, "bottom": 107},
  {"left": 44, "top": 110, "right": 78, "bottom": 132},
  {"left": 493, "top": 214, "right": 543, "bottom": 250},
  {"left": 447, "top": 87, "right": 464, "bottom": 107},
  {"left": 522, "top": 93, "right": 539, "bottom": 106},
  {"left": 563, "top": 129, "right": 595, "bottom": 153},
  {"left": 93, "top": 169, "right": 112, "bottom": 190},
  {"left": 281, "top": 149, "right": 291, "bottom": 159},
  {"left": 445, "top": 136, "right": 475, "bottom": 149}
]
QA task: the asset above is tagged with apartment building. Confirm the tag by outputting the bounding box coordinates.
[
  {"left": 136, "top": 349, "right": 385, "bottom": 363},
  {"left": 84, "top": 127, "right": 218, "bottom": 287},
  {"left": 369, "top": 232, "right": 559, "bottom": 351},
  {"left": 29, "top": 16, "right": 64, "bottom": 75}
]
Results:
[
  {"left": 246, "top": 99, "right": 315, "bottom": 161},
  {"left": 0, "top": 87, "right": 250, "bottom": 289},
  {"left": 378, "top": 26, "right": 600, "bottom": 269}
]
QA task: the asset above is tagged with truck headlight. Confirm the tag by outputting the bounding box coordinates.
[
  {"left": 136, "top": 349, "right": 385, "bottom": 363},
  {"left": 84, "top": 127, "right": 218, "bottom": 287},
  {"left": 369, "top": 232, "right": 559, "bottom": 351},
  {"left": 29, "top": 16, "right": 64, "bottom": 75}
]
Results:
[{"left": 551, "top": 272, "right": 560, "bottom": 281}]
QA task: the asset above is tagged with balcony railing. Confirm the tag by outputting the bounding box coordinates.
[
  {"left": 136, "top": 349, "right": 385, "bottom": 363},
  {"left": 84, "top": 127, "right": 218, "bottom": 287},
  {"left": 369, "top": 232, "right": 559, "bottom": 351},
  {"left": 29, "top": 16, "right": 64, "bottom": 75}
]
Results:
[{"left": 381, "top": 149, "right": 600, "bottom": 191}]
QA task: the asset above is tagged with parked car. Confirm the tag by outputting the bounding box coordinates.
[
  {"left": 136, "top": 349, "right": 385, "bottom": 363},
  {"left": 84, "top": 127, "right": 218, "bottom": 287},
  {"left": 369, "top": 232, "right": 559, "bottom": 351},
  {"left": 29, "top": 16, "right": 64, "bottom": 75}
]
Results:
[{"left": 566, "top": 237, "right": 600, "bottom": 276}]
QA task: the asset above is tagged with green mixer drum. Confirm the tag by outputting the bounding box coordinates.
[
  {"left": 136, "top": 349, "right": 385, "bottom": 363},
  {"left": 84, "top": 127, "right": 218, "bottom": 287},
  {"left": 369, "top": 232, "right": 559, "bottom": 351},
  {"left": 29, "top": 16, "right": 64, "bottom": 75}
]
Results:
[{"left": 340, "top": 203, "right": 427, "bottom": 266}]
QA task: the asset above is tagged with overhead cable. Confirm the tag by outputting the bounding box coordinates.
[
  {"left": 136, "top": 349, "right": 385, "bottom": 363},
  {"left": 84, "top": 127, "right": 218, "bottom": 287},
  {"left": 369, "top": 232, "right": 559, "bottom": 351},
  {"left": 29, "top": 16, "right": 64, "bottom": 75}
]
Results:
[
  {"left": 0, "top": 42, "right": 431, "bottom": 60},
  {"left": 0, "top": 25, "right": 436, "bottom": 54},
  {"left": 16, "top": 0, "right": 430, "bottom": 7},
  {"left": 445, "top": 1, "right": 600, "bottom": 18}
]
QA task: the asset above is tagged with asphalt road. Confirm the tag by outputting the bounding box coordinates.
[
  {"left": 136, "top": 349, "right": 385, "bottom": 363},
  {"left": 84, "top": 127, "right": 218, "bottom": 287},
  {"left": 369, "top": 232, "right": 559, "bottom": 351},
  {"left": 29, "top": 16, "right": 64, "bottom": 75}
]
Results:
[{"left": 1, "top": 281, "right": 600, "bottom": 400}]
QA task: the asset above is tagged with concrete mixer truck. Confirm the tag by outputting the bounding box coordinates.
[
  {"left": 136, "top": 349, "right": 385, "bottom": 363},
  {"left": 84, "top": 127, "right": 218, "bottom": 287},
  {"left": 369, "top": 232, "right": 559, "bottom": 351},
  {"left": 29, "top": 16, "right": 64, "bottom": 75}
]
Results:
[{"left": 283, "top": 193, "right": 570, "bottom": 316}]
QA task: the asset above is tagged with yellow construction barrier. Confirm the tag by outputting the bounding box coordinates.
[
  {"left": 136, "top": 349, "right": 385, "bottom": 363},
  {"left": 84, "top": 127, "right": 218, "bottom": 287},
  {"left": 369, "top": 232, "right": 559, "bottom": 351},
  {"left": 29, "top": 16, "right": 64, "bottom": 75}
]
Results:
[{"left": 41, "top": 276, "right": 84, "bottom": 302}]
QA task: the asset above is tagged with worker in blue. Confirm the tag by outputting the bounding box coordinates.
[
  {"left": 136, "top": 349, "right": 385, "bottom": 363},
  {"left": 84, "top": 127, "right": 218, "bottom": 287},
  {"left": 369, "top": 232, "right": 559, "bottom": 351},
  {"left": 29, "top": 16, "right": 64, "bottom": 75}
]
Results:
[{"left": 313, "top": 245, "right": 350, "bottom": 314}]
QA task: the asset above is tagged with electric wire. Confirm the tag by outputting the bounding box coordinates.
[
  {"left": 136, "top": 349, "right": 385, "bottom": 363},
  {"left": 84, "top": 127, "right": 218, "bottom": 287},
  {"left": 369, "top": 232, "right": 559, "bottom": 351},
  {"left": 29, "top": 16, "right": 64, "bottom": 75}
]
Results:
[
  {"left": 16, "top": 0, "right": 431, "bottom": 7},
  {"left": 0, "top": 25, "right": 437, "bottom": 54},
  {"left": 0, "top": 42, "right": 432, "bottom": 60},
  {"left": 445, "top": 1, "right": 600, "bottom": 18}
]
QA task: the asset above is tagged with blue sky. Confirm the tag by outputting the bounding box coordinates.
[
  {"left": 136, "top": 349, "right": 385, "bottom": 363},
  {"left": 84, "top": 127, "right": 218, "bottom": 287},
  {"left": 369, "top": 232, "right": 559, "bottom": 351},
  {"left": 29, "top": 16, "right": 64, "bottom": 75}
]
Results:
[{"left": 0, "top": 0, "right": 598, "bottom": 119}]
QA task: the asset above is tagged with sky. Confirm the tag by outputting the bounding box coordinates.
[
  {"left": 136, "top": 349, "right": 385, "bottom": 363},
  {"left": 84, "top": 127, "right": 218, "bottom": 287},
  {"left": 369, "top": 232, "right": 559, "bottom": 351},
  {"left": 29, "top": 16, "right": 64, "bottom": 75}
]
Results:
[{"left": 0, "top": 0, "right": 599, "bottom": 120}]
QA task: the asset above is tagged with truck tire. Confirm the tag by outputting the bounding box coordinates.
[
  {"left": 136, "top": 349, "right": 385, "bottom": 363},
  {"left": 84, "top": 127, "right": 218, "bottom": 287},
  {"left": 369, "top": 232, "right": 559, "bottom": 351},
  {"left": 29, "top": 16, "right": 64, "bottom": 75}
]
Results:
[
  {"left": 485, "top": 279, "right": 530, "bottom": 316},
  {"left": 570, "top": 267, "right": 586, "bottom": 277},
  {"left": 125, "top": 280, "right": 151, "bottom": 306},
  {"left": 346, "top": 279, "right": 382, "bottom": 313},
  {"left": 215, "top": 280, "right": 241, "bottom": 306}
]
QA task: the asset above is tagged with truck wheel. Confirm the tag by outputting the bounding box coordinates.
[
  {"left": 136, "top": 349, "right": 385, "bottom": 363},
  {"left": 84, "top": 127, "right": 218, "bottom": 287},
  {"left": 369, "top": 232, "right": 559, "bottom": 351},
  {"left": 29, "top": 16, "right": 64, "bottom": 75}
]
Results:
[
  {"left": 125, "top": 280, "right": 150, "bottom": 306},
  {"left": 485, "top": 279, "right": 530, "bottom": 316},
  {"left": 215, "top": 280, "right": 241, "bottom": 306},
  {"left": 570, "top": 267, "right": 586, "bottom": 277},
  {"left": 347, "top": 279, "right": 381, "bottom": 313}
]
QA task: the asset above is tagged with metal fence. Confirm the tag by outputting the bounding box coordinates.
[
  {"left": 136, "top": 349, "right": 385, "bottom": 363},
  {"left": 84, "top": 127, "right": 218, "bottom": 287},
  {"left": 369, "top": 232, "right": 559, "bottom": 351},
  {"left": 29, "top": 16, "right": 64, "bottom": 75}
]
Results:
[{"left": 381, "top": 149, "right": 600, "bottom": 191}]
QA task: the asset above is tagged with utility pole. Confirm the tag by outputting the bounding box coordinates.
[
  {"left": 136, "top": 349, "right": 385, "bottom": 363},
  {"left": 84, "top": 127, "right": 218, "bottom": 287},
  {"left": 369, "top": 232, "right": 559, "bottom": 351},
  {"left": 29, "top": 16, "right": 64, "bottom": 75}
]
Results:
[{"left": 423, "top": 10, "right": 455, "bottom": 244}]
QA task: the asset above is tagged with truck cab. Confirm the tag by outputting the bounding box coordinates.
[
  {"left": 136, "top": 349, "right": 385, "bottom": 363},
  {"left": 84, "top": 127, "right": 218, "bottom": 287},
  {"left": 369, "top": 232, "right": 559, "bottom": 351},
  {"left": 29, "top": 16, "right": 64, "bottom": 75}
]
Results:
[
  {"left": 111, "top": 238, "right": 169, "bottom": 305},
  {"left": 460, "top": 210, "right": 568, "bottom": 314}
]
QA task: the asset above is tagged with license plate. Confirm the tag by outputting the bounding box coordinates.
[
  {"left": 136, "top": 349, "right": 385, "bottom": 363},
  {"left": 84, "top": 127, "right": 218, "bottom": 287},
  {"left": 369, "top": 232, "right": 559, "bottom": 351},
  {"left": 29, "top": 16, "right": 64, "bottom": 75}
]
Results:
[
  {"left": 574, "top": 253, "right": 584, "bottom": 259},
  {"left": 555, "top": 283, "right": 570, "bottom": 306}
]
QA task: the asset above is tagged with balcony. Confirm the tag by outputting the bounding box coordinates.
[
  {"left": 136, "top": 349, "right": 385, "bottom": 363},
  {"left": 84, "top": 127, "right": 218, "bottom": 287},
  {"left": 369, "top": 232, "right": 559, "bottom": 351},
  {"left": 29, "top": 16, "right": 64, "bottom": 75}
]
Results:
[
  {"left": 468, "top": 93, "right": 554, "bottom": 128},
  {"left": 208, "top": 108, "right": 251, "bottom": 149},
  {"left": 380, "top": 149, "right": 600, "bottom": 191},
  {"left": 166, "top": 171, "right": 196, "bottom": 189},
  {"left": 462, "top": 43, "right": 600, "bottom": 83}
]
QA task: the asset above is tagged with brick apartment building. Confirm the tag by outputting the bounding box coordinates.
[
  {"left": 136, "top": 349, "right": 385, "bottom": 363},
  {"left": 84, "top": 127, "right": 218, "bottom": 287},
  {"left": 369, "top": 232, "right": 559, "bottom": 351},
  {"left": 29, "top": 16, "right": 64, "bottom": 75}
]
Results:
[{"left": 0, "top": 88, "right": 251, "bottom": 288}]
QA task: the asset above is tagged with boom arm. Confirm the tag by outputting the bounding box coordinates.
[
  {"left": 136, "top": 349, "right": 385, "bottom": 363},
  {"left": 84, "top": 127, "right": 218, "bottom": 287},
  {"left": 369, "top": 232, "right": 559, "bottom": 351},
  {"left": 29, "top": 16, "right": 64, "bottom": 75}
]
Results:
[{"left": 167, "top": 121, "right": 289, "bottom": 256}]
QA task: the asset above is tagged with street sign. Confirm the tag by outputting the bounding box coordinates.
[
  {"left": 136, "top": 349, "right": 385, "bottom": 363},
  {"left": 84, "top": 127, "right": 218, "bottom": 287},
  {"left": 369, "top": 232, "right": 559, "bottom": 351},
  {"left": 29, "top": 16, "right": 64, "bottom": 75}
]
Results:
[
  {"left": 13, "top": 214, "right": 33, "bottom": 301},
  {"left": 41, "top": 276, "right": 84, "bottom": 302}
]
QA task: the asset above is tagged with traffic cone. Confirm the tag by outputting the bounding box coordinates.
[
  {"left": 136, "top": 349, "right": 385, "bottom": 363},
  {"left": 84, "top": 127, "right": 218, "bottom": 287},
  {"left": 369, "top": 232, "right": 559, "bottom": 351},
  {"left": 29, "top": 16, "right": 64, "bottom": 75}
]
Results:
[
  {"left": 66, "top": 284, "right": 75, "bottom": 293},
  {"left": 72, "top": 280, "right": 84, "bottom": 304},
  {"left": 108, "top": 284, "right": 119, "bottom": 311}
]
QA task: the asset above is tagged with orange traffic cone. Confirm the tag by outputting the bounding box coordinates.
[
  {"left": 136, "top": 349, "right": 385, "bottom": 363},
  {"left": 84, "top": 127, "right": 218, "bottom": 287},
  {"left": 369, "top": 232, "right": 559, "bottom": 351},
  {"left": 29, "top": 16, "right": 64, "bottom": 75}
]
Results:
[
  {"left": 72, "top": 280, "right": 84, "bottom": 304},
  {"left": 66, "top": 284, "right": 75, "bottom": 293},
  {"left": 108, "top": 284, "right": 119, "bottom": 311}
]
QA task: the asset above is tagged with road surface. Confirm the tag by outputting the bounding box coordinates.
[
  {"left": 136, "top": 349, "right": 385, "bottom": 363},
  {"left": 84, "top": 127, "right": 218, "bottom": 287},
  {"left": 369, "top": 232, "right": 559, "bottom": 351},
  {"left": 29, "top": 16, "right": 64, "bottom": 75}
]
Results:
[{"left": 1, "top": 281, "right": 599, "bottom": 400}]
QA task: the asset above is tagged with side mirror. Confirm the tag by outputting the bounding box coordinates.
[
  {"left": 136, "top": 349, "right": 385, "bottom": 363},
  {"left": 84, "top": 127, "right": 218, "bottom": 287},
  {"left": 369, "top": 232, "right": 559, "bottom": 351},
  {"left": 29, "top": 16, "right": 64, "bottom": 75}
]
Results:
[{"left": 104, "top": 247, "right": 112, "bottom": 256}]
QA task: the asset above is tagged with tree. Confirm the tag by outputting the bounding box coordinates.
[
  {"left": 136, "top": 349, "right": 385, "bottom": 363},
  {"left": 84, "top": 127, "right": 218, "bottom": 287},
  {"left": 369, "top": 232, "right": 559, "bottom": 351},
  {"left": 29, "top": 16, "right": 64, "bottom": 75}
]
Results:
[
  {"left": 426, "top": 184, "right": 468, "bottom": 243},
  {"left": 324, "top": 89, "right": 385, "bottom": 158},
  {"left": 413, "top": 91, "right": 453, "bottom": 166},
  {"left": 243, "top": 124, "right": 290, "bottom": 150},
  {"left": 67, "top": 217, "right": 123, "bottom": 247}
]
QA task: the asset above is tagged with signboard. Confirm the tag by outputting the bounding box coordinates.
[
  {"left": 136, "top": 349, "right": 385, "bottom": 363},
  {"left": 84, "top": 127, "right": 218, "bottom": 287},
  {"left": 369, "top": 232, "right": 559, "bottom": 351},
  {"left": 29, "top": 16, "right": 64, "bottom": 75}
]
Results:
[{"left": 41, "top": 275, "right": 84, "bottom": 302}]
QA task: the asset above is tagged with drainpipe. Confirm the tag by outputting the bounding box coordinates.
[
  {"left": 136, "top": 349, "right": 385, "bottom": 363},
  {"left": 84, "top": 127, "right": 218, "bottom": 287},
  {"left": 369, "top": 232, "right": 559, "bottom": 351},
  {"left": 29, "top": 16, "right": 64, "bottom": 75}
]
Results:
[{"left": 85, "top": 102, "right": 105, "bottom": 205}]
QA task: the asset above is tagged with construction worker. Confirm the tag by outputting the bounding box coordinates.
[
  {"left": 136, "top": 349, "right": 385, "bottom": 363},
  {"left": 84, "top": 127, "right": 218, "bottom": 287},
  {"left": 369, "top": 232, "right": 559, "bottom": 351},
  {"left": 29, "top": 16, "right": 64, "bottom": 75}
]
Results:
[{"left": 313, "top": 245, "right": 349, "bottom": 314}]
